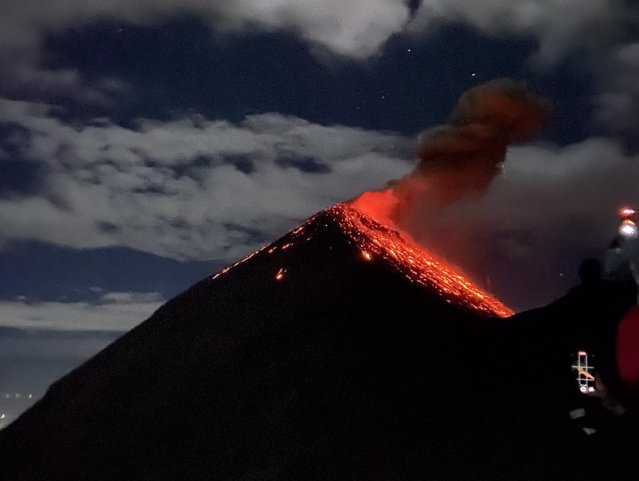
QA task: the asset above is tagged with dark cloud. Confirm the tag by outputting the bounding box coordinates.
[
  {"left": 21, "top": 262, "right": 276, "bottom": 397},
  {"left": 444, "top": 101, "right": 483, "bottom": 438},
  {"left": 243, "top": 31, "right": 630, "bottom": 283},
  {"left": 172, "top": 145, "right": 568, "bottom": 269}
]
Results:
[
  {"left": 275, "top": 156, "right": 332, "bottom": 173},
  {"left": 410, "top": 79, "right": 549, "bottom": 201},
  {"left": 96, "top": 221, "right": 120, "bottom": 234},
  {"left": 222, "top": 155, "right": 256, "bottom": 174}
]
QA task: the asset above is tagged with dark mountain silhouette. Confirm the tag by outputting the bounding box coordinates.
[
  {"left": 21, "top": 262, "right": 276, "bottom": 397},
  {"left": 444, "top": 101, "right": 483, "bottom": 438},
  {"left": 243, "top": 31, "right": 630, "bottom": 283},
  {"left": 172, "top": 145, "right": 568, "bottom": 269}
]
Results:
[{"left": 1, "top": 204, "right": 638, "bottom": 481}]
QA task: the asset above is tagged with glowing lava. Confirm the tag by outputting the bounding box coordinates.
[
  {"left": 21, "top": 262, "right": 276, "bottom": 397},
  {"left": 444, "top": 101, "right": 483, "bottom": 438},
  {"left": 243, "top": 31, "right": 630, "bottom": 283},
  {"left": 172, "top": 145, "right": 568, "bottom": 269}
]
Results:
[
  {"left": 332, "top": 203, "right": 512, "bottom": 318},
  {"left": 211, "top": 203, "right": 512, "bottom": 318},
  {"left": 275, "top": 268, "right": 286, "bottom": 281}
]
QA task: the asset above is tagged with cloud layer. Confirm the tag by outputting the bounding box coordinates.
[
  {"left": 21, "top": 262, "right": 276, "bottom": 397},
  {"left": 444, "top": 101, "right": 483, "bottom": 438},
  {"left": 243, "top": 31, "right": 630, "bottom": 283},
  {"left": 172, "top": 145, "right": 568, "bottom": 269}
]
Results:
[
  {"left": 0, "top": 291, "right": 163, "bottom": 331},
  {"left": 0, "top": 98, "right": 412, "bottom": 260},
  {"left": 1, "top": 0, "right": 635, "bottom": 103}
]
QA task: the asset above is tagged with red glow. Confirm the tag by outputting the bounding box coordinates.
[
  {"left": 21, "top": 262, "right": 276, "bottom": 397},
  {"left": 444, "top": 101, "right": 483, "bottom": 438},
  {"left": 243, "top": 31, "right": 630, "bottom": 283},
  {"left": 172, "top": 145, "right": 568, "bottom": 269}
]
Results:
[
  {"left": 334, "top": 203, "right": 512, "bottom": 317},
  {"left": 617, "top": 307, "right": 639, "bottom": 391},
  {"left": 211, "top": 203, "right": 512, "bottom": 318},
  {"left": 620, "top": 207, "right": 636, "bottom": 219}
]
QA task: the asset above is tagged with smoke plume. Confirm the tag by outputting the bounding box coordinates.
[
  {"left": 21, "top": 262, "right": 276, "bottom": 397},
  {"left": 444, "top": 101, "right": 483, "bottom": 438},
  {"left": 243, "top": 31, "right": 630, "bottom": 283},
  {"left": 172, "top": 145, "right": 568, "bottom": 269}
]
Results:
[{"left": 351, "top": 79, "right": 550, "bottom": 292}]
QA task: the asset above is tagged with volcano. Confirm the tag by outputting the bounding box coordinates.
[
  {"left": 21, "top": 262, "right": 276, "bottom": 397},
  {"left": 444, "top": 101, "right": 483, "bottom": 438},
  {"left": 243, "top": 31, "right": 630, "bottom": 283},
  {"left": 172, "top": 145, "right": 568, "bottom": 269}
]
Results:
[{"left": 1, "top": 204, "right": 638, "bottom": 481}]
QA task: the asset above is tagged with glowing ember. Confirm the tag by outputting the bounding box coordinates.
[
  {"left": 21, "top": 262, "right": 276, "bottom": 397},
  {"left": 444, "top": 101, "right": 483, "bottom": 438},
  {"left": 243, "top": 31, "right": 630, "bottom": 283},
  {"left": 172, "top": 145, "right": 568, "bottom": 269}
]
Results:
[
  {"left": 275, "top": 268, "right": 286, "bottom": 281},
  {"left": 361, "top": 251, "right": 372, "bottom": 261},
  {"left": 211, "top": 245, "right": 268, "bottom": 281}
]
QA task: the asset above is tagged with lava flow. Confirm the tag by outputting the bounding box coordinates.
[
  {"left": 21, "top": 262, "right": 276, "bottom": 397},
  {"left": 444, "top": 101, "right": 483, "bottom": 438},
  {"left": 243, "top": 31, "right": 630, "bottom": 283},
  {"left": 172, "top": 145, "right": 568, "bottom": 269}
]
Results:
[
  {"left": 211, "top": 203, "right": 512, "bottom": 318},
  {"left": 332, "top": 203, "right": 513, "bottom": 317}
]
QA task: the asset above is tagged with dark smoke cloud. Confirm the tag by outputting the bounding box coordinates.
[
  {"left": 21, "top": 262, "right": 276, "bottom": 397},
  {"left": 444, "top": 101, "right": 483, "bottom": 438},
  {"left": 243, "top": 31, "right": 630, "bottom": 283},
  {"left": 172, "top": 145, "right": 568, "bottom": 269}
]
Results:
[
  {"left": 353, "top": 79, "right": 549, "bottom": 223},
  {"left": 351, "top": 79, "right": 551, "bottom": 305},
  {"left": 401, "top": 79, "right": 550, "bottom": 206}
]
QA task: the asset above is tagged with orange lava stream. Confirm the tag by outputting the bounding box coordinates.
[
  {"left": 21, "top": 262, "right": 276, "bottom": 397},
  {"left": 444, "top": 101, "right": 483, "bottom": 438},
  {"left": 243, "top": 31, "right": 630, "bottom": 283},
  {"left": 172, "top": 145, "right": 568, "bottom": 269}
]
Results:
[{"left": 332, "top": 203, "right": 513, "bottom": 318}]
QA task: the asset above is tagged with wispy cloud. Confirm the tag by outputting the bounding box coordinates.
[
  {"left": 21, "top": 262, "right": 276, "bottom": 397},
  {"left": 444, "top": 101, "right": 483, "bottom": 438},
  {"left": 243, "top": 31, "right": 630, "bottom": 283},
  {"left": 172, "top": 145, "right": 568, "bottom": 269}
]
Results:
[{"left": 0, "top": 98, "right": 412, "bottom": 260}]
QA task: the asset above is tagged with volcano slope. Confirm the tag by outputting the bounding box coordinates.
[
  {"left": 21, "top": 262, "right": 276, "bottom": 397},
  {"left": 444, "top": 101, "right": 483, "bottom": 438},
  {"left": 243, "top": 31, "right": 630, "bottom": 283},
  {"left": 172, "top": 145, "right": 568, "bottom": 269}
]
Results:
[{"left": 1, "top": 204, "right": 638, "bottom": 481}]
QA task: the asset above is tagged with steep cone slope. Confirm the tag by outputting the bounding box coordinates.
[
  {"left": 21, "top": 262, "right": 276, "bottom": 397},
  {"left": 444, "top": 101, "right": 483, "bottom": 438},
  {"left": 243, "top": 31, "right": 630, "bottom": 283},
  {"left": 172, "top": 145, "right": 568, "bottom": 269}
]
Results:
[{"left": 0, "top": 204, "right": 637, "bottom": 481}]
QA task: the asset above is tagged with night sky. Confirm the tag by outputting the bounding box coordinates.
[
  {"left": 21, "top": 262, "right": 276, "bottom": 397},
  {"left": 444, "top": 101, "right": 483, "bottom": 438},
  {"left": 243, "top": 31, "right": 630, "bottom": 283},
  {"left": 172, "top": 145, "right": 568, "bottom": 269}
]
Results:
[{"left": 1, "top": 0, "right": 638, "bottom": 425}]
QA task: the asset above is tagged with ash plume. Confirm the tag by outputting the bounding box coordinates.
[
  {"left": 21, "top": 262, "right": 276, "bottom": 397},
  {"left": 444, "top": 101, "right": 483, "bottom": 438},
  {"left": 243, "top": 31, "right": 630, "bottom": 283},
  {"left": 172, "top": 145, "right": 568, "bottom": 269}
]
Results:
[{"left": 352, "top": 79, "right": 549, "bottom": 288}]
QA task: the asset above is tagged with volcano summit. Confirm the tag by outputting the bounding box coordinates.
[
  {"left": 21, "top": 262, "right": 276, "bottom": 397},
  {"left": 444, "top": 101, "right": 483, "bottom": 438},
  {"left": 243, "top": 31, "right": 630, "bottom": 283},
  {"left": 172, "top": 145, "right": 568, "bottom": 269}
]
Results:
[{"left": 0, "top": 203, "right": 637, "bottom": 480}]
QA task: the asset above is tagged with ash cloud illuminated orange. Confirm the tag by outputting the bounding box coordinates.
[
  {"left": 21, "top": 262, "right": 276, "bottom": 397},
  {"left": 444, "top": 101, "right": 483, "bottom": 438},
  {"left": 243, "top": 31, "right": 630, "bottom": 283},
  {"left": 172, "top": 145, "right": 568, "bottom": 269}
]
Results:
[{"left": 352, "top": 79, "right": 550, "bottom": 288}]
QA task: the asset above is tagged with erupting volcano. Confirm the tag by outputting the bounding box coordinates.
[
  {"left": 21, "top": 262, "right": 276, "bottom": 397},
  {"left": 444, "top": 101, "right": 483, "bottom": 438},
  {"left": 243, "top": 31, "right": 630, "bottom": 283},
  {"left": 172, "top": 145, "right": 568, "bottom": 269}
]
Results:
[
  {"left": 2, "top": 199, "right": 638, "bottom": 481},
  {"left": 213, "top": 203, "right": 511, "bottom": 318}
]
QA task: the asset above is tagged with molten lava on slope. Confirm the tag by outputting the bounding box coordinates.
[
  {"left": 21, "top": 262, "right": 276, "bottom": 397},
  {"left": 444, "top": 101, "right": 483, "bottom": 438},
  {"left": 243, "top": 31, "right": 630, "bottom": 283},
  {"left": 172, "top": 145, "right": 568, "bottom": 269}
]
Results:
[
  {"left": 212, "top": 203, "right": 512, "bottom": 318},
  {"left": 334, "top": 204, "right": 512, "bottom": 317}
]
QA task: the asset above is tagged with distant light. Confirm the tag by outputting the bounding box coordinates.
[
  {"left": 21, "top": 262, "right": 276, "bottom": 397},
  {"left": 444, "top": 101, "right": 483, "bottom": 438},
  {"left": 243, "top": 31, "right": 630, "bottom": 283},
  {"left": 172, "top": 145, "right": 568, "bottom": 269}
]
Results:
[
  {"left": 361, "top": 251, "right": 372, "bottom": 261},
  {"left": 620, "top": 207, "right": 635, "bottom": 218},
  {"left": 471, "top": 73, "right": 477, "bottom": 77},
  {"left": 619, "top": 220, "right": 638, "bottom": 239},
  {"left": 0, "top": 414, "right": 5, "bottom": 419}
]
